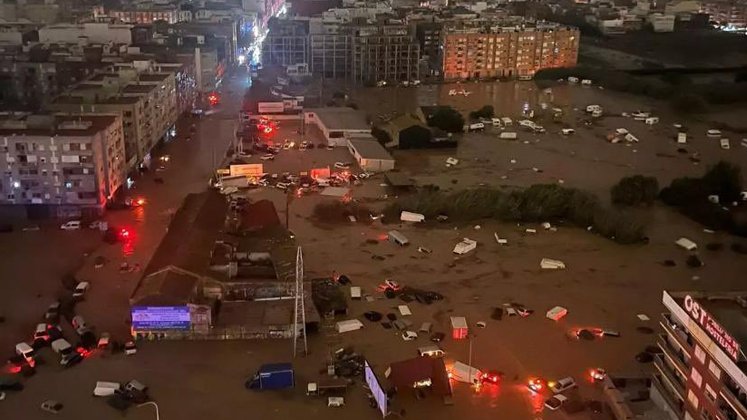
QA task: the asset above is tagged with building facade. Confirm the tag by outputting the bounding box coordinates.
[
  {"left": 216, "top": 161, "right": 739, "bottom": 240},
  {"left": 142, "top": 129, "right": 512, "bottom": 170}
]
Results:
[
  {"left": 440, "top": 22, "right": 580, "bottom": 80},
  {"left": 351, "top": 24, "right": 421, "bottom": 84},
  {"left": 49, "top": 70, "right": 178, "bottom": 170},
  {"left": 0, "top": 114, "right": 126, "bottom": 217},
  {"left": 38, "top": 23, "right": 134, "bottom": 45},
  {"left": 702, "top": 0, "right": 747, "bottom": 29},
  {"left": 654, "top": 291, "right": 747, "bottom": 420}
]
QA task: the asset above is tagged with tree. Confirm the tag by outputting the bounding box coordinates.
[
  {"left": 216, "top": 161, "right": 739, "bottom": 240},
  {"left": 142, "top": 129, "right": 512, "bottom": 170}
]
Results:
[
  {"left": 399, "top": 125, "right": 433, "bottom": 149},
  {"left": 611, "top": 175, "right": 659, "bottom": 206},
  {"left": 371, "top": 126, "right": 391, "bottom": 145},
  {"left": 469, "top": 105, "right": 495, "bottom": 121},
  {"left": 703, "top": 161, "right": 742, "bottom": 203},
  {"left": 426, "top": 107, "right": 465, "bottom": 133}
]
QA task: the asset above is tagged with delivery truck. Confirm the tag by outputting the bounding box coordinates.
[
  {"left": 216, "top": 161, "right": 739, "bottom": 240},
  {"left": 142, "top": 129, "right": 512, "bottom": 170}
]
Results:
[
  {"left": 246, "top": 363, "right": 295, "bottom": 390},
  {"left": 449, "top": 361, "right": 483, "bottom": 385}
]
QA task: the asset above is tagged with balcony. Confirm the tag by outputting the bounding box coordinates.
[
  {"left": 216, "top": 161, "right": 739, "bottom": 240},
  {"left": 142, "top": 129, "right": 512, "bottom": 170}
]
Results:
[
  {"left": 657, "top": 334, "right": 690, "bottom": 377},
  {"left": 720, "top": 384, "right": 747, "bottom": 420},
  {"left": 652, "top": 374, "right": 685, "bottom": 417},
  {"left": 660, "top": 313, "right": 694, "bottom": 352},
  {"left": 654, "top": 354, "right": 686, "bottom": 400}
]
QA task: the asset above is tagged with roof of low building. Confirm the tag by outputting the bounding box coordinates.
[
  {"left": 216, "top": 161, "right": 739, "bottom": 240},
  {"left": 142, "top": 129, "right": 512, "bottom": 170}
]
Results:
[
  {"left": 306, "top": 107, "right": 370, "bottom": 131},
  {"left": 130, "top": 265, "right": 201, "bottom": 306},
  {"left": 387, "top": 356, "right": 452, "bottom": 396},
  {"left": 348, "top": 138, "right": 394, "bottom": 161}
]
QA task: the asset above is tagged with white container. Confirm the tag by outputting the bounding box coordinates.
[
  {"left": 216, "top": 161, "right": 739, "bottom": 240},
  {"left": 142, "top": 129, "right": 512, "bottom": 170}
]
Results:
[
  {"left": 675, "top": 237, "right": 697, "bottom": 251},
  {"left": 350, "top": 286, "right": 361, "bottom": 300},
  {"left": 93, "top": 381, "right": 121, "bottom": 397},
  {"left": 336, "top": 319, "right": 364, "bottom": 333},
  {"left": 546, "top": 306, "right": 568, "bottom": 321}
]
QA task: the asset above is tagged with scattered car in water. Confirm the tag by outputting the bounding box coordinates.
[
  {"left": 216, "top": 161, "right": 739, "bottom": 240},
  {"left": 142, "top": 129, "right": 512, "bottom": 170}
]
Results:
[
  {"left": 334, "top": 162, "right": 351, "bottom": 169},
  {"left": 72, "top": 282, "right": 90, "bottom": 300},
  {"left": 40, "top": 400, "right": 63, "bottom": 414},
  {"left": 260, "top": 154, "right": 275, "bottom": 161},
  {"left": 548, "top": 377, "right": 577, "bottom": 394},
  {"left": 60, "top": 221, "right": 81, "bottom": 230},
  {"left": 545, "top": 394, "right": 568, "bottom": 411}
]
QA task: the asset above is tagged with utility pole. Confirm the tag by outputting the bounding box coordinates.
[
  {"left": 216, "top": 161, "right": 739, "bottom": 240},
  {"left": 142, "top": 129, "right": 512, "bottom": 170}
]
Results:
[{"left": 293, "top": 246, "right": 307, "bottom": 357}]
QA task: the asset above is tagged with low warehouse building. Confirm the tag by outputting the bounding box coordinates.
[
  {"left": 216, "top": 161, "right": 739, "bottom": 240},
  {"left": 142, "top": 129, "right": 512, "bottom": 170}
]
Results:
[
  {"left": 346, "top": 138, "right": 395, "bottom": 172},
  {"left": 304, "top": 107, "right": 371, "bottom": 147}
]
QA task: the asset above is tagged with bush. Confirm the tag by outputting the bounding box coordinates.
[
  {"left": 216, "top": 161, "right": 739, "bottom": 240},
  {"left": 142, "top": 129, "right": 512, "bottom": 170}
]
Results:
[
  {"left": 313, "top": 201, "right": 372, "bottom": 224},
  {"left": 399, "top": 126, "right": 433, "bottom": 149},
  {"left": 383, "top": 185, "right": 647, "bottom": 244},
  {"left": 371, "top": 126, "right": 391, "bottom": 145},
  {"left": 703, "top": 161, "right": 742, "bottom": 203},
  {"left": 611, "top": 175, "right": 659, "bottom": 206},
  {"left": 469, "top": 105, "right": 495, "bottom": 121},
  {"left": 426, "top": 107, "right": 465, "bottom": 133}
]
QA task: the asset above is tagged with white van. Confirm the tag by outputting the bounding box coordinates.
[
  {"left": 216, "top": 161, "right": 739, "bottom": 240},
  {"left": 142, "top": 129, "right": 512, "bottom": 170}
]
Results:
[
  {"left": 501, "top": 117, "right": 512, "bottom": 126},
  {"left": 15, "top": 343, "right": 35, "bottom": 362},
  {"left": 60, "top": 220, "right": 81, "bottom": 230},
  {"left": 93, "top": 381, "right": 121, "bottom": 397},
  {"left": 450, "top": 362, "right": 483, "bottom": 385},
  {"left": 388, "top": 230, "right": 409, "bottom": 246},
  {"left": 677, "top": 132, "right": 687, "bottom": 144},
  {"left": 490, "top": 117, "right": 502, "bottom": 127},
  {"left": 499, "top": 132, "right": 517, "bottom": 140},
  {"left": 418, "top": 345, "right": 445, "bottom": 358},
  {"left": 561, "top": 128, "right": 575, "bottom": 135},
  {"left": 645, "top": 117, "right": 659, "bottom": 125}
]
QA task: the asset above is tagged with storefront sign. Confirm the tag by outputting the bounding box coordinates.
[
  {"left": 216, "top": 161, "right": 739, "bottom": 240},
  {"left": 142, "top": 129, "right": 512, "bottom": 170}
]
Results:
[
  {"left": 132, "top": 306, "right": 191, "bottom": 331},
  {"left": 684, "top": 295, "right": 740, "bottom": 361}
]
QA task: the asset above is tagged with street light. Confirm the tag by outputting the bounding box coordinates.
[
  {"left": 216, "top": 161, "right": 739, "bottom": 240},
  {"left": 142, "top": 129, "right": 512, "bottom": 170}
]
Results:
[{"left": 137, "top": 402, "right": 160, "bottom": 420}]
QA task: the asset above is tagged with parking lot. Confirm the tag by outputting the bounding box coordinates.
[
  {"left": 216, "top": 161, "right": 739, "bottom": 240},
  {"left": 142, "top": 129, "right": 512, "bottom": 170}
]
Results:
[{"left": 3, "top": 79, "right": 747, "bottom": 420}]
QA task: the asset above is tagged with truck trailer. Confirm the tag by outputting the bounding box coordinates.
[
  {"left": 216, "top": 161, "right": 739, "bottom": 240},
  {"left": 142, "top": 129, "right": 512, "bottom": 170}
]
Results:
[{"left": 246, "top": 363, "right": 295, "bottom": 390}]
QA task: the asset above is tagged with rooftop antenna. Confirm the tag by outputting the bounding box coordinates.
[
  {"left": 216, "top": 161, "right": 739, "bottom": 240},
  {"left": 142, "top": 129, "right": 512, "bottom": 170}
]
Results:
[{"left": 293, "top": 246, "right": 307, "bottom": 357}]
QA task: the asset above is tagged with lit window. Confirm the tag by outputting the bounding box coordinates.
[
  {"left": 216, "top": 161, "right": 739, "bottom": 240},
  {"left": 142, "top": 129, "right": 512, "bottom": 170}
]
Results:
[
  {"left": 687, "top": 389, "right": 699, "bottom": 410},
  {"left": 690, "top": 368, "right": 703, "bottom": 388},
  {"left": 707, "top": 361, "right": 721, "bottom": 380},
  {"left": 694, "top": 345, "right": 706, "bottom": 364}
]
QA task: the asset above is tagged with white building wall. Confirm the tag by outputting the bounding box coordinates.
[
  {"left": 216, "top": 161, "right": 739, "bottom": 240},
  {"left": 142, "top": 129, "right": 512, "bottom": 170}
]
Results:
[{"left": 39, "top": 23, "right": 133, "bottom": 45}]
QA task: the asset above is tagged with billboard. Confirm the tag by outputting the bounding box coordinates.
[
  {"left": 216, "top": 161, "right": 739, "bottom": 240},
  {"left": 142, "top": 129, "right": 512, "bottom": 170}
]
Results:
[
  {"left": 229, "top": 163, "right": 264, "bottom": 177},
  {"left": 131, "top": 306, "right": 191, "bottom": 331},
  {"left": 364, "top": 360, "right": 387, "bottom": 417},
  {"left": 258, "top": 101, "right": 285, "bottom": 114}
]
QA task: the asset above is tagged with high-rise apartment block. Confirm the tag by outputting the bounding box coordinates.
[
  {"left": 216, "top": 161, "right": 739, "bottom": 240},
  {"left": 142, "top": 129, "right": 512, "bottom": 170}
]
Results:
[
  {"left": 440, "top": 21, "right": 580, "bottom": 80},
  {"left": 0, "top": 114, "right": 126, "bottom": 217},
  {"left": 653, "top": 291, "right": 747, "bottom": 420}
]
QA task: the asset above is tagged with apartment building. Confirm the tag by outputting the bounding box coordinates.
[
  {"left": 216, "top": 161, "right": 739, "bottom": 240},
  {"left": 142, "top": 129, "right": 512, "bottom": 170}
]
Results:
[
  {"left": 654, "top": 291, "right": 747, "bottom": 420},
  {"left": 261, "top": 19, "right": 310, "bottom": 67},
  {"left": 263, "top": 17, "right": 420, "bottom": 83},
  {"left": 440, "top": 21, "right": 580, "bottom": 80},
  {"left": 112, "top": 60, "right": 197, "bottom": 116},
  {"left": 351, "top": 24, "right": 420, "bottom": 84},
  {"left": 49, "top": 70, "right": 177, "bottom": 170},
  {"left": 0, "top": 114, "right": 126, "bottom": 218},
  {"left": 415, "top": 21, "right": 444, "bottom": 72}
]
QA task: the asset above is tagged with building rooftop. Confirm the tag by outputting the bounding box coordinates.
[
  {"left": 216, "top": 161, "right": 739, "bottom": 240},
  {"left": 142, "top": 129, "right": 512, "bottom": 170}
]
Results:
[
  {"left": 122, "top": 84, "right": 156, "bottom": 94},
  {"left": 348, "top": 138, "right": 394, "bottom": 161},
  {"left": 306, "top": 107, "right": 370, "bottom": 131},
  {"left": 670, "top": 291, "right": 747, "bottom": 355},
  {"left": 0, "top": 114, "right": 119, "bottom": 137},
  {"left": 130, "top": 265, "right": 201, "bottom": 306}
]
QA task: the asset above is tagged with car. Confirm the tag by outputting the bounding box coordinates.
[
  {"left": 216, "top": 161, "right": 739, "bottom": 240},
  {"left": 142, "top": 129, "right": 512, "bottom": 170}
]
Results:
[
  {"left": 720, "top": 138, "right": 731, "bottom": 150},
  {"left": 275, "top": 182, "right": 290, "bottom": 191},
  {"left": 89, "top": 220, "right": 107, "bottom": 230},
  {"left": 544, "top": 394, "right": 568, "bottom": 411},
  {"left": 60, "top": 351, "right": 83, "bottom": 368},
  {"left": 60, "top": 221, "right": 81, "bottom": 230},
  {"left": 401, "top": 331, "right": 418, "bottom": 341},
  {"left": 430, "top": 332, "right": 445, "bottom": 342},
  {"left": 33, "top": 323, "right": 50, "bottom": 343},
  {"left": 159, "top": 155, "right": 170, "bottom": 162},
  {"left": 97, "top": 332, "right": 111, "bottom": 349},
  {"left": 548, "top": 377, "right": 577, "bottom": 394},
  {"left": 363, "top": 311, "right": 383, "bottom": 322},
  {"left": 527, "top": 378, "right": 545, "bottom": 393},
  {"left": 40, "top": 400, "right": 63, "bottom": 414},
  {"left": 71, "top": 315, "right": 87, "bottom": 332},
  {"left": 590, "top": 368, "right": 607, "bottom": 382},
  {"left": 482, "top": 370, "right": 503, "bottom": 385},
  {"left": 72, "top": 282, "right": 90, "bottom": 299},
  {"left": 44, "top": 302, "right": 60, "bottom": 322},
  {"left": 124, "top": 341, "right": 137, "bottom": 356},
  {"left": 260, "top": 154, "right": 275, "bottom": 161},
  {"left": 334, "top": 162, "right": 350, "bottom": 169}
]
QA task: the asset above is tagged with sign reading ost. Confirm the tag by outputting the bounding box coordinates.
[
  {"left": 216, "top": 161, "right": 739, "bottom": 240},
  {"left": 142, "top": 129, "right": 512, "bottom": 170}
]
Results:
[{"left": 683, "top": 295, "right": 740, "bottom": 361}]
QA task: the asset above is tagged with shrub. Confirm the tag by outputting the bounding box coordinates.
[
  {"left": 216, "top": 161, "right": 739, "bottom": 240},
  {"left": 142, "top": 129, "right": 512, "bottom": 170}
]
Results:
[
  {"left": 371, "top": 126, "right": 391, "bottom": 145},
  {"left": 702, "top": 161, "right": 742, "bottom": 203},
  {"left": 426, "top": 107, "right": 465, "bottom": 133},
  {"left": 611, "top": 175, "right": 659, "bottom": 206},
  {"left": 469, "top": 105, "right": 495, "bottom": 121}
]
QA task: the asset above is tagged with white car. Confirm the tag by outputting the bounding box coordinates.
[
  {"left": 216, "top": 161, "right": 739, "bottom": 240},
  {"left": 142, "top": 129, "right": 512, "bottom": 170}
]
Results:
[
  {"left": 334, "top": 162, "right": 351, "bottom": 169},
  {"left": 89, "top": 220, "right": 106, "bottom": 230},
  {"left": 548, "top": 376, "right": 577, "bottom": 394},
  {"left": 124, "top": 341, "right": 137, "bottom": 355},
  {"left": 402, "top": 331, "right": 418, "bottom": 341},
  {"left": 706, "top": 129, "right": 722, "bottom": 138},
  {"left": 73, "top": 281, "right": 90, "bottom": 299},
  {"left": 60, "top": 221, "right": 81, "bottom": 230},
  {"left": 275, "top": 182, "right": 290, "bottom": 191},
  {"left": 561, "top": 128, "right": 575, "bottom": 135},
  {"left": 260, "top": 154, "right": 275, "bottom": 161},
  {"left": 544, "top": 394, "right": 568, "bottom": 411},
  {"left": 720, "top": 138, "right": 731, "bottom": 150}
]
